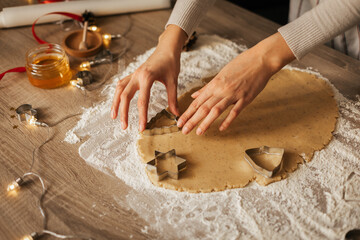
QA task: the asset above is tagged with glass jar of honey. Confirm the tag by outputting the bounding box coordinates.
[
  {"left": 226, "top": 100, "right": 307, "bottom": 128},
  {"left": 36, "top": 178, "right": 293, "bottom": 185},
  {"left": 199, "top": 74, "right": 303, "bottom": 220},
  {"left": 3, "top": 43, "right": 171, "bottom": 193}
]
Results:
[{"left": 26, "top": 43, "right": 72, "bottom": 89}]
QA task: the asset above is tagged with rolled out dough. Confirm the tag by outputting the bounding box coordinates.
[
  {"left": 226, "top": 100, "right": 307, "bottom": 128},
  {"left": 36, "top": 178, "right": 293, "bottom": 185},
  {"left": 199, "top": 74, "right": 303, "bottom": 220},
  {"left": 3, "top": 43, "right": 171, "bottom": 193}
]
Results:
[{"left": 137, "top": 69, "right": 338, "bottom": 193}]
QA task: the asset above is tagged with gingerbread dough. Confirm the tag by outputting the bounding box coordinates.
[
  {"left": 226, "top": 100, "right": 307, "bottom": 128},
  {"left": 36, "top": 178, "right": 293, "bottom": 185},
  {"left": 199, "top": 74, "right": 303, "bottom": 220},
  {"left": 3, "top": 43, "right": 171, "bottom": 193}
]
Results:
[{"left": 137, "top": 69, "right": 338, "bottom": 193}]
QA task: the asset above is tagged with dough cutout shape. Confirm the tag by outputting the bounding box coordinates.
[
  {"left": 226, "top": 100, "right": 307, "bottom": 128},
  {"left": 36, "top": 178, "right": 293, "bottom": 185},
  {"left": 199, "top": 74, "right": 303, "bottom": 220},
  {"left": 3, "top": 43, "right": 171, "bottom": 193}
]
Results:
[{"left": 137, "top": 69, "right": 338, "bottom": 193}]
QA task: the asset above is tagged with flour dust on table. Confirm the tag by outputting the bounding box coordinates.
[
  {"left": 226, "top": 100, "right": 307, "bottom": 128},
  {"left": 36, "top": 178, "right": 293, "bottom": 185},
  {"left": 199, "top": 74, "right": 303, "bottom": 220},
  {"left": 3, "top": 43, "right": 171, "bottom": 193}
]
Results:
[{"left": 65, "top": 35, "right": 360, "bottom": 239}]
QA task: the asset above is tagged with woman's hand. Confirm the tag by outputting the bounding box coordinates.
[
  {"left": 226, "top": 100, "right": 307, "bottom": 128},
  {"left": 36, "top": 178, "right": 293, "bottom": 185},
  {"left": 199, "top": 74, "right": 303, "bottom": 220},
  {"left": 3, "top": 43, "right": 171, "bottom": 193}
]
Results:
[
  {"left": 177, "top": 32, "right": 295, "bottom": 135},
  {"left": 111, "top": 25, "right": 187, "bottom": 131}
]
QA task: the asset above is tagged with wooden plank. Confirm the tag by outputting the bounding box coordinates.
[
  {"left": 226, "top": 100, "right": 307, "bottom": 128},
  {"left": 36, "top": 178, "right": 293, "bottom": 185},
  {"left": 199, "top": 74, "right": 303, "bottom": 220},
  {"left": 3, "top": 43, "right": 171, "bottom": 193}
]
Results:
[{"left": 0, "top": 1, "right": 359, "bottom": 239}]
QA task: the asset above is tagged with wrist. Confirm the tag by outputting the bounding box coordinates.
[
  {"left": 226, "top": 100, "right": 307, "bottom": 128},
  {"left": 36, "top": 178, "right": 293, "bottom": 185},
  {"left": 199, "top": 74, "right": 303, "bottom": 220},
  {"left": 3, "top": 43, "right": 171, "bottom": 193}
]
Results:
[
  {"left": 158, "top": 24, "right": 188, "bottom": 55},
  {"left": 254, "top": 32, "right": 295, "bottom": 74}
]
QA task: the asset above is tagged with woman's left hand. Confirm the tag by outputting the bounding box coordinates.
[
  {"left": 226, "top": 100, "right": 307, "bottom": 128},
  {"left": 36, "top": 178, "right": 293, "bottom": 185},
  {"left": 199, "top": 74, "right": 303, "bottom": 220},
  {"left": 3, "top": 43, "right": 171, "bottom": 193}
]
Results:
[{"left": 176, "top": 32, "right": 295, "bottom": 135}]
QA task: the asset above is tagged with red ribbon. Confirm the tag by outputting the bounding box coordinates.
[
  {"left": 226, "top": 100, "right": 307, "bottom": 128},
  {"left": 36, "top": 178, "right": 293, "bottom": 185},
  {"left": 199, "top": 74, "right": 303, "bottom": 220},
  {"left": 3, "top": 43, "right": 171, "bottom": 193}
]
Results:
[
  {"left": 0, "top": 67, "right": 26, "bottom": 81},
  {"left": 1, "top": 11, "right": 83, "bottom": 81},
  {"left": 38, "top": 0, "right": 65, "bottom": 3},
  {"left": 32, "top": 11, "right": 83, "bottom": 44}
]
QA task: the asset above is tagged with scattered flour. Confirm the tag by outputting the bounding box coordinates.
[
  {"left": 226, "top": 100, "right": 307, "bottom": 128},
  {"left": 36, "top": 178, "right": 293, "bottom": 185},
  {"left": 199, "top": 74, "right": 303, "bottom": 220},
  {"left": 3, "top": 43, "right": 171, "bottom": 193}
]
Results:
[{"left": 65, "top": 35, "right": 360, "bottom": 239}]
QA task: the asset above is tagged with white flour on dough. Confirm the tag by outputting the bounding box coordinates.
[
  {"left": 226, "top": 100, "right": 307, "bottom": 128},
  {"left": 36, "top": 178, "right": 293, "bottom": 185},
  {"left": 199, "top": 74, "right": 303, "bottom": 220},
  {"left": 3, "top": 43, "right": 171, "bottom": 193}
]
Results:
[{"left": 65, "top": 35, "right": 360, "bottom": 239}]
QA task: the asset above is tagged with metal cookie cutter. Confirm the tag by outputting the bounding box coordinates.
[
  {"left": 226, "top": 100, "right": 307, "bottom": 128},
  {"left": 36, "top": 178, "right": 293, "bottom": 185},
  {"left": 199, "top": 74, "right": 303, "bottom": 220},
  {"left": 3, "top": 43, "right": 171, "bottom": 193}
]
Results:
[
  {"left": 76, "top": 70, "right": 94, "bottom": 86},
  {"left": 146, "top": 149, "right": 187, "bottom": 181},
  {"left": 244, "top": 146, "right": 285, "bottom": 178},
  {"left": 15, "top": 104, "right": 37, "bottom": 123},
  {"left": 142, "top": 109, "right": 180, "bottom": 136}
]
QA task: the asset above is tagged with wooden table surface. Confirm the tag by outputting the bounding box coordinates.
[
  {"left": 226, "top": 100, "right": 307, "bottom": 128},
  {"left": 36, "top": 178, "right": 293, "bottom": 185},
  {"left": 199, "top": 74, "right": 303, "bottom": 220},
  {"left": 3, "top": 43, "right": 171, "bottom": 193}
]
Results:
[{"left": 0, "top": 1, "right": 359, "bottom": 239}]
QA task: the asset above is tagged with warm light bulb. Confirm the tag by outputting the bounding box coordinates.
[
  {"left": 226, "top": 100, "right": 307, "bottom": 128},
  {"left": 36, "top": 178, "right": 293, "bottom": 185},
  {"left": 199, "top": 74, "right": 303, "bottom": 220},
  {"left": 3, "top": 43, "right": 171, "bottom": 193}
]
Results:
[
  {"left": 20, "top": 232, "right": 39, "bottom": 240},
  {"left": 77, "top": 78, "right": 84, "bottom": 86},
  {"left": 7, "top": 178, "right": 23, "bottom": 193},
  {"left": 80, "top": 61, "right": 91, "bottom": 70},
  {"left": 20, "top": 235, "right": 33, "bottom": 240},
  {"left": 70, "top": 79, "right": 85, "bottom": 90},
  {"left": 88, "top": 25, "right": 99, "bottom": 32},
  {"left": 102, "top": 34, "right": 112, "bottom": 49},
  {"left": 102, "top": 34, "right": 112, "bottom": 40},
  {"left": 7, "top": 181, "right": 20, "bottom": 192},
  {"left": 70, "top": 80, "right": 78, "bottom": 87},
  {"left": 28, "top": 116, "right": 37, "bottom": 126}
]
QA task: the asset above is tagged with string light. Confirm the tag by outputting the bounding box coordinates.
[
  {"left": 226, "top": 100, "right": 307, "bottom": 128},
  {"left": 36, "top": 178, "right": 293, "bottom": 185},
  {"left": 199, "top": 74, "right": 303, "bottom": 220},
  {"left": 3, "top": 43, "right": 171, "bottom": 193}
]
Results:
[
  {"left": 15, "top": 104, "right": 48, "bottom": 127},
  {"left": 8, "top": 105, "right": 92, "bottom": 240},
  {"left": 28, "top": 116, "right": 37, "bottom": 126},
  {"left": 70, "top": 78, "right": 85, "bottom": 90},
  {"left": 5, "top": 15, "right": 133, "bottom": 239},
  {"left": 102, "top": 34, "right": 111, "bottom": 49},
  {"left": 102, "top": 33, "right": 111, "bottom": 40},
  {"left": 102, "top": 33, "right": 122, "bottom": 49},
  {"left": 7, "top": 15, "right": 131, "bottom": 240},
  {"left": 88, "top": 25, "right": 99, "bottom": 32},
  {"left": 20, "top": 232, "right": 39, "bottom": 240},
  {"left": 80, "top": 61, "right": 91, "bottom": 70},
  {"left": 102, "top": 33, "right": 122, "bottom": 40},
  {"left": 27, "top": 115, "right": 48, "bottom": 127},
  {"left": 7, "top": 177, "right": 24, "bottom": 193},
  {"left": 69, "top": 70, "right": 94, "bottom": 91},
  {"left": 79, "top": 50, "right": 114, "bottom": 71}
]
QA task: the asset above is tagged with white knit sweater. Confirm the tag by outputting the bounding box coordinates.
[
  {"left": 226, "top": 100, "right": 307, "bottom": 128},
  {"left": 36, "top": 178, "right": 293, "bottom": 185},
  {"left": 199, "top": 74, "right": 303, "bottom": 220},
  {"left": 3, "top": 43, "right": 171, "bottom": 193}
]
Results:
[{"left": 166, "top": 0, "right": 360, "bottom": 60}]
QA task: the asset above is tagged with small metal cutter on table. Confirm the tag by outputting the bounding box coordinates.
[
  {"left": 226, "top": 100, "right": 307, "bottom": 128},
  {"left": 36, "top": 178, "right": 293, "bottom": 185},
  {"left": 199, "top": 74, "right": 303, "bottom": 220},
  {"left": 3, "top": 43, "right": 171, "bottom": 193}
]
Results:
[
  {"left": 244, "top": 146, "right": 285, "bottom": 178},
  {"left": 146, "top": 149, "right": 187, "bottom": 181},
  {"left": 15, "top": 104, "right": 37, "bottom": 123}
]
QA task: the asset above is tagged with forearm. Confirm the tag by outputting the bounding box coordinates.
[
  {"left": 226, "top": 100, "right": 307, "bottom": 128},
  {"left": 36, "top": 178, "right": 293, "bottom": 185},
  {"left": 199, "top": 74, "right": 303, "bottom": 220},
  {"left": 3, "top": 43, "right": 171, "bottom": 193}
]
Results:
[
  {"left": 279, "top": 0, "right": 360, "bottom": 59},
  {"left": 158, "top": 24, "right": 188, "bottom": 56},
  {"left": 166, "top": 0, "right": 216, "bottom": 38},
  {"left": 251, "top": 32, "right": 296, "bottom": 74}
]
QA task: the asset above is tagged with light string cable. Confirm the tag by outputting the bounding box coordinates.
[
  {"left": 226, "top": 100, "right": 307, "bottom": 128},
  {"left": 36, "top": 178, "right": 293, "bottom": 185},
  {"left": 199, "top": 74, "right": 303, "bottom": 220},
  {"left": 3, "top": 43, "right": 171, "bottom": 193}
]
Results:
[
  {"left": 73, "top": 15, "right": 132, "bottom": 92},
  {"left": 7, "top": 14, "right": 133, "bottom": 240},
  {"left": 8, "top": 110, "right": 91, "bottom": 240},
  {"left": 86, "top": 38, "right": 131, "bottom": 92}
]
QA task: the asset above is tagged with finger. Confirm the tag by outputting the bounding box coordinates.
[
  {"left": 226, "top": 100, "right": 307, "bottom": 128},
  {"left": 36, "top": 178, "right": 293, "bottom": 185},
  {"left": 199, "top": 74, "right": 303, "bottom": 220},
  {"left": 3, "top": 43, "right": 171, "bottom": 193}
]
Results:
[
  {"left": 137, "top": 81, "right": 152, "bottom": 132},
  {"left": 191, "top": 90, "right": 200, "bottom": 99},
  {"left": 219, "top": 99, "right": 245, "bottom": 131},
  {"left": 177, "top": 89, "right": 211, "bottom": 128},
  {"left": 111, "top": 75, "right": 131, "bottom": 119},
  {"left": 196, "top": 98, "right": 232, "bottom": 135},
  {"left": 182, "top": 96, "right": 220, "bottom": 135},
  {"left": 166, "top": 79, "right": 180, "bottom": 116},
  {"left": 120, "top": 80, "right": 138, "bottom": 130},
  {"left": 191, "top": 85, "right": 206, "bottom": 99}
]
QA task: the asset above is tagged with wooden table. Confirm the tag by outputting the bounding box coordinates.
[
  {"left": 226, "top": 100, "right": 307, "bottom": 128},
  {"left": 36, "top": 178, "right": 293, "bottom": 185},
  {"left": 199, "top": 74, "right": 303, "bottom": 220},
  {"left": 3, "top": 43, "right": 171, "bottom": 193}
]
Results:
[{"left": 0, "top": 1, "right": 359, "bottom": 239}]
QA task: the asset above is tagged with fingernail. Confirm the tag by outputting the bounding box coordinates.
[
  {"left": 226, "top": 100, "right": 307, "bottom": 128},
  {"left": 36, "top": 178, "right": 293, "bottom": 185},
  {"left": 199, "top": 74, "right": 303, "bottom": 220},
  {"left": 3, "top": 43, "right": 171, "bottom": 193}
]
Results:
[
  {"left": 139, "top": 123, "right": 145, "bottom": 132},
  {"left": 219, "top": 126, "right": 224, "bottom": 131},
  {"left": 121, "top": 121, "right": 126, "bottom": 130},
  {"left": 182, "top": 126, "right": 189, "bottom": 135},
  {"left": 177, "top": 119, "right": 183, "bottom": 127},
  {"left": 196, "top": 128, "right": 203, "bottom": 135},
  {"left": 111, "top": 110, "right": 116, "bottom": 119}
]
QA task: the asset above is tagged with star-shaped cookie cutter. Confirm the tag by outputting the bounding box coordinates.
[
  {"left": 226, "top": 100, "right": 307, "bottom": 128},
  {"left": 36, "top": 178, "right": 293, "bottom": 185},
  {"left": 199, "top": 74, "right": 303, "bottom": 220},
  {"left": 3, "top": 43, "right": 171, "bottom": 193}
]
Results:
[
  {"left": 146, "top": 149, "right": 187, "bottom": 181},
  {"left": 15, "top": 104, "right": 38, "bottom": 123},
  {"left": 142, "top": 109, "right": 180, "bottom": 136},
  {"left": 244, "top": 146, "right": 285, "bottom": 178}
]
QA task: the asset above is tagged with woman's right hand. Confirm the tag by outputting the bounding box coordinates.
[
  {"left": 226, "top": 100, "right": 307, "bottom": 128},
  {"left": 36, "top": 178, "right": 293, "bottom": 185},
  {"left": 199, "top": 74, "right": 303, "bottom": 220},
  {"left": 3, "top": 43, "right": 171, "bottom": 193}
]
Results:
[{"left": 111, "top": 25, "right": 187, "bottom": 132}]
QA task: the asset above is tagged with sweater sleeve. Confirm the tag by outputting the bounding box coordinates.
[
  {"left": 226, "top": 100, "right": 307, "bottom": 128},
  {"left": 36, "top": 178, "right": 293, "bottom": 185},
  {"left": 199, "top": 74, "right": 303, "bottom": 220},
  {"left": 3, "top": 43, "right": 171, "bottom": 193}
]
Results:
[
  {"left": 278, "top": 0, "right": 360, "bottom": 59},
  {"left": 166, "top": 0, "right": 216, "bottom": 37}
]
